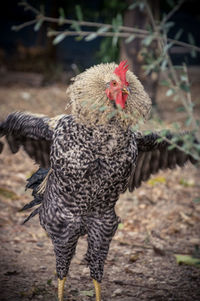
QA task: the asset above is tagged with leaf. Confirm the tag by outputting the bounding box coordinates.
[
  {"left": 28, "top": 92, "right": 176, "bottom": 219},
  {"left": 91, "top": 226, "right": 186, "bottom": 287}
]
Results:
[
  {"left": 190, "top": 49, "right": 197, "bottom": 58},
  {"left": 188, "top": 33, "right": 195, "bottom": 45},
  {"left": 99, "top": 106, "right": 107, "bottom": 112},
  {"left": 185, "top": 117, "right": 192, "bottom": 126},
  {"left": 118, "top": 223, "right": 124, "bottom": 230},
  {"left": 71, "top": 21, "right": 81, "bottom": 32},
  {"left": 174, "top": 28, "right": 183, "bottom": 41},
  {"left": 144, "top": 130, "right": 153, "bottom": 135},
  {"left": 156, "top": 137, "right": 164, "bottom": 143},
  {"left": 148, "top": 176, "right": 166, "bottom": 186},
  {"left": 75, "top": 5, "right": 83, "bottom": 21},
  {"left": 112, "top": 35, "right": 118, "bottom": 47},
  {"left": 58, "top": 8, "right": 66, "bottom": 26},
  {"left": 180, "top": 74, "right": 187, "bottom": 82},
  {"left": 187, "top": 33, "right": 197, "bottom": 56},
  {"left": 160, "top": 79, "right": 170, "bottom": 87},
  {"left": 176, "top": 106, "right": 185, "bottom": 112},
  {"left": 47, "top": 279, "right": 52, "bottom": 286},
  {"left": 11, "top": 25, "right": 18, "bottom": 31},
  {"left": 97, "top": 26, "right": 109, "bottom": 34},
  {"left": 139, "top": 2, "right": 145, "bottom": 11},
  {"left": 142, "top": 35, "right": 154, "bottom": 46},
  {"left": 160, "top": 129, "right": 169, "bottom": 136},
  {"left": 193, "top": 197, "right": 200, "bottom": 203},
  {"left": 166, "top": 89, "right": 174, "bottom": 97},
  {"left": 168, "top": 144, "right": 176, "bottom": 150},
  {"left": 116, "top": 13, "right": 123, "bottom": 27},
  {"left": 59, "top": 7, "right": 66, "bottom": 19},
  {"left": 175, "top": 254, "right": 200, "bottom": 267},
  {"left": 125, "top": 34, "right": 136, "bottom": 44},
  {"left": 80, "top": 290, "right": 94, "bottom": 297},
  {"left": 129, "top": 2, "right": 140, "bottom": 10},
  {"left": 75, "top": 36, "right": 83, "bottom": 41},
  {"left": 160, "top": 59, "right": 168, "bottom": 71},
  {"left": 107, "top": 110, "right": 117, "bottom": 119},
  {"left": 34, "top": 19, "right": 43, "bottom": 31},
  {"left": 53, "top": 33, "right": 66, "bottom": 45},
  {"left": 172, "top": 122, "right": 181, "bottom": 130},
  {"left": 112, "top": 13, "right": 122, "bottom": 32},
  {"left": 180, "top": 83, "right": 190, "bottom": 92},
  {"left": 163, "top": 42, "right": 173, "bottom": 54},
  {"left": 179, "top": 178, "right": 194, "bottom": 187},
  {"left": 164, "top": 21, "right": 174, "bottom": 30},
  {"left": 85, "top": 33, "right": 98, "bottom": 41},
  {"left": 47, "top": 29, "right": 57, "bottom": 37},
  {"left": 40, "top": 4, "right": 45, "bottom": 15}
]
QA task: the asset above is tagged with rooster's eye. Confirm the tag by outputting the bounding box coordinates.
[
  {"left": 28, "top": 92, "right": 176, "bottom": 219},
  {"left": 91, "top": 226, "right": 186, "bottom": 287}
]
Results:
[{"left": 112, "top": 80, "right": 117, "bottom": 86}]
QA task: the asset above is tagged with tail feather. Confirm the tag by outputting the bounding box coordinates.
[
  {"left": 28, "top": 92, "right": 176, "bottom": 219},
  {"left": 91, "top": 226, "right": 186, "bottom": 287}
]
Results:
[
  {"left": 20, "top": 197, "right": 42, "bottom": 212},
  {"left": 22, "top": 167, "right": 49, "bottom": 223},
  {"left": 22, "top": 207, "right": 41, "bottom": 224},
  {"left": 26, "top": 168, "right": 49, "bottom": 190}
]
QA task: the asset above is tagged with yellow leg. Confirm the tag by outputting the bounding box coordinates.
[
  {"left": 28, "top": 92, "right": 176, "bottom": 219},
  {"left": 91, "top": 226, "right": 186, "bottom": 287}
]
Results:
[
  {"left": 58, "top": 277, "right": 66, "bottom": 301},
  {"left": 93, "top": 279, "right": 101, "bottom": 301}
]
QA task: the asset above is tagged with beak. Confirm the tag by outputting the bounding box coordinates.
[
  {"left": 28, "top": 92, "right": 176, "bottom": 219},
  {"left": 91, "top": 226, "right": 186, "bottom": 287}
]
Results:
[{"left": 122, "top": 87, "right": 130, "bottom": 95}]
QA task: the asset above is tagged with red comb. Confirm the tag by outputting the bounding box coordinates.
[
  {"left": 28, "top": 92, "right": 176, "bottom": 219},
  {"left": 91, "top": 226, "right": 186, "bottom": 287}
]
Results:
[{"left": 114, "top": 60, "right": 129, "bottom": 86}]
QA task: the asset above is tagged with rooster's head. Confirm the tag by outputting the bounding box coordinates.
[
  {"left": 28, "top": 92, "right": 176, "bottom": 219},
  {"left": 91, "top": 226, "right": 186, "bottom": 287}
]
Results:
[
  {"left": 67, "top": 61, "right": 151, "bottom": 128},
  {"left": 105, "top": 61, "right": 129, "bottom": 110}
]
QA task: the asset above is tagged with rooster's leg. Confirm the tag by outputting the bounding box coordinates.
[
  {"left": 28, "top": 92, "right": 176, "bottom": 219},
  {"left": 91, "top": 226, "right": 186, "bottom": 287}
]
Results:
[
  {"left": 58, "top": 277, "right": 66, "bottom": 301},
  {"left": 93, "top": 279, "right": 101, "bottom": 301},
  {"left": 86, "top": 212, "right": 119, "bottom": 301},
  {"left": 50, "top": 221, "right": 80, "bottom": 301}
]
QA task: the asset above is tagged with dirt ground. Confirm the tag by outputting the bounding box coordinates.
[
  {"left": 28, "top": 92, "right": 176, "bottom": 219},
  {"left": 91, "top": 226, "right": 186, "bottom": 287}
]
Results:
[{"left": 0, "top": 74, "right": 200, "bottom": 301}]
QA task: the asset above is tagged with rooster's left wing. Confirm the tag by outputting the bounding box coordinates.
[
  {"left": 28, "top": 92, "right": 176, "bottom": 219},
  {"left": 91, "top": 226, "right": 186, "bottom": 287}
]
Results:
[{"left": 129, "top": 132, "right": 198, "bottom": 192}]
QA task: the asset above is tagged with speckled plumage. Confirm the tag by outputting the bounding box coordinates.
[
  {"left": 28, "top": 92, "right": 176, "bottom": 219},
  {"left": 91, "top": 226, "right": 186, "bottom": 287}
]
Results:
[
  {"left": 0, "top": 62, "right": 197, "bottom": 297},
  {"left": 40, "top": 115, "right": 137, "bottom": 281}
]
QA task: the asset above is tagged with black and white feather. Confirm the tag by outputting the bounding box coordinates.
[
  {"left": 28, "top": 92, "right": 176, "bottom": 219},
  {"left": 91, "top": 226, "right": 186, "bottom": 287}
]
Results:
[{"left": 0, "top": 112, "right": 52, "bottom": 168}]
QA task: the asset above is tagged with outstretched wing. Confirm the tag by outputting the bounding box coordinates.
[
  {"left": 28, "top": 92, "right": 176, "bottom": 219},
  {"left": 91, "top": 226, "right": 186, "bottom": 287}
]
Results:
[
  {"left": 0, "top": 112, "right": 53, "bottom": 168},
  {"left": 128, "top": 132, "right": 197, "bottom": 192}
]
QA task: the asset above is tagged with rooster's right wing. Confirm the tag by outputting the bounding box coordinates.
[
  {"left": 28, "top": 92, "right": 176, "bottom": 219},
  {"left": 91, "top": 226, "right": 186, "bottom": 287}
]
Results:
[{"left": 0, "top": 112, "right": 53, "bottom": 168}]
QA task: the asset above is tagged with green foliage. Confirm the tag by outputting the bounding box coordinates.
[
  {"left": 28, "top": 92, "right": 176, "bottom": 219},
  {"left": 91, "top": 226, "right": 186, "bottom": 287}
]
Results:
[
  {"left": 53, "top": 33, "right": 66, "bottom": 45},
  {"left": 34, "top": 18, "right": 43, "bottom": 31},
  {"left": 96, "top": 1, "right": 127, "bottom": 62},
  {"left": 80, "top": 289, "right": 94, "bottom": 297},
  {"left": 75, "top": 5, "right": 83, "bottom": 21},
  {"left": 96, "top": 38, "right": 119, "bottom": 63},
  {"left": 175, "top": 254, "right": 200, "bottom": 267}
]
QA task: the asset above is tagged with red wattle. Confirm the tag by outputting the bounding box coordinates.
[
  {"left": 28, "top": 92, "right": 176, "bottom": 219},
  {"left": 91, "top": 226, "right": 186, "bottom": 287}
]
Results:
[{"left": 115, "top": 91, "right": 127, "bottom": 109}]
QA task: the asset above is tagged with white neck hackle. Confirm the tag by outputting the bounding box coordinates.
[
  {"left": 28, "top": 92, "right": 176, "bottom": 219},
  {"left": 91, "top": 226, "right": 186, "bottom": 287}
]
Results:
[{"left": 66, "top": 62, "right": 152, "bottom": 129}]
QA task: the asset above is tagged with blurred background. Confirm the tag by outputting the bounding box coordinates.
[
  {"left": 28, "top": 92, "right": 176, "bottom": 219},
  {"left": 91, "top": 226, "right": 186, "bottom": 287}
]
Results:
[{"left": 0, "top": 0, "right": 200, "bottom": 86}]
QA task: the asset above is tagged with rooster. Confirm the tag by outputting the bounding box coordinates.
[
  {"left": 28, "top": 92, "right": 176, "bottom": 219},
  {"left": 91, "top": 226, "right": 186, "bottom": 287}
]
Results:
[{"left": 0, "top": 61, "right": 197, "bottom": 301}]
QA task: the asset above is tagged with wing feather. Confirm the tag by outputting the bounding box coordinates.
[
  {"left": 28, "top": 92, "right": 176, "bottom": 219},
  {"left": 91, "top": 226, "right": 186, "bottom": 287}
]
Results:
[
  {"left": 140, "top": 151, "right": 152, "bottom": 182},
  {"left": 129, "top": 132, "right": 198, "bottom": 192},
  {"left": 0, "top": 112, "right": 53, "bottom": 167},
  {"left": 150, "top": 149, "right": 160, "bottom": 174},
  {"left": 130, "top": 152, "right": 145, "bottom": 189}
]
